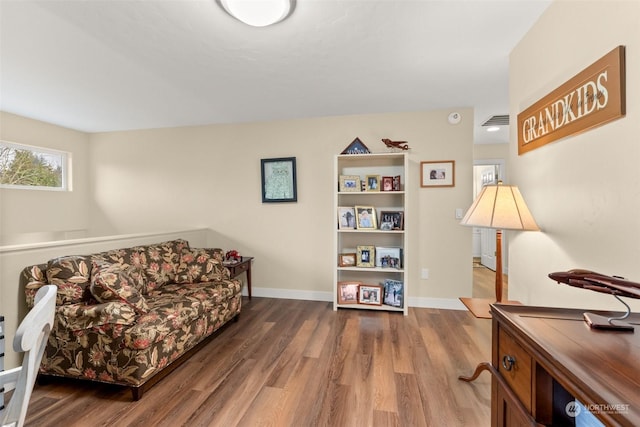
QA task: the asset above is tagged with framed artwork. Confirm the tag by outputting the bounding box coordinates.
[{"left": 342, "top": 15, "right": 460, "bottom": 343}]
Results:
[
  {"left": 379, "top": 211, "right": 404, "bottom": 231},
  {"left": 338, "top": 253, "right": 357, "bottom": 267},
  {"left": 356, "top": 245, "right": 375, "bottom": 267},
  {"left": 383, "top": 279, "right": 404, "bottom": 308},
  {"left": 365, "top": 175, "right": 380, "bottom": 192},
  {"left": 337, "top": 207, "right": 356, "bottom": 229},
  {"left": 261, "top": 157, "right": 297, "bottom": 202},
  {"left": 381, "top": 176, "right": 394, "bottom": 191},
  {"left": 355, "top": 206, "right": 377, "bottom": 229},
  {"left": 358, "top": 284, "right": 383, "bottom": 305},
  {"left": 339, "top": 175, "right": 361, "bottom": 192},
  {"left": 337, "top": 281, "right": 360, "bottom": 304},
  {"left": 420, "top": 160, "right": 455, "bottom": 188}
]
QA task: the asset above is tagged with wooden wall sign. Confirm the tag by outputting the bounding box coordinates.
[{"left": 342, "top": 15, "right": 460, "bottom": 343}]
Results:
[{"left": 517, "top": 46, "right": 626, "bottom": 155}]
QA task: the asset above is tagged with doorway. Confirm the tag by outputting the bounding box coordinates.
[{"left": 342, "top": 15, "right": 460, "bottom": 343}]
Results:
[{"left": 472, "top": 160, "right": 505, "bottom": 272}]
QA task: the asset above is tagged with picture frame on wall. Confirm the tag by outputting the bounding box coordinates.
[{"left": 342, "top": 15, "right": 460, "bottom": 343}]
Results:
[
  {"left": 337, "top": 281, "right": 361, "bottom": 304},
  {"left": 356, "top": 245, "right": 375, "bottom": 267},
  {"left": 261, "top": 157, "right": 297, "bottom": 202},
  {"left": 358, "top": 284, "right": 383, "bottom": 305},
  {"left": 420, "top": 160, "right": 455, "bottom": 188},
  {"left": 337, "top": 207, "right": 356, "bottom": 230},
  {"left": 355, "top": 206, "right": 377, "bottom": 229}
]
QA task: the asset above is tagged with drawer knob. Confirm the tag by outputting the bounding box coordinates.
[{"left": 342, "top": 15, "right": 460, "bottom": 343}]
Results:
[{"left": 502, "top": 355, "right": 516, "bottom": 371}]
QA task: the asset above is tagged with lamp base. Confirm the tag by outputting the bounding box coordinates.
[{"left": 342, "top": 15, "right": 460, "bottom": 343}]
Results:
[
  {"left": 460, "top": 297, "right": 522, "bottom": 319},
  {"left": 583, "top": 312, "right": 634, "bottom": 332}
]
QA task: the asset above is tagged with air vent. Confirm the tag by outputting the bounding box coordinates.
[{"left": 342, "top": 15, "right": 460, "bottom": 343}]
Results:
[{"left": 481, "top": 115, "right": 509, "bottom": 127}]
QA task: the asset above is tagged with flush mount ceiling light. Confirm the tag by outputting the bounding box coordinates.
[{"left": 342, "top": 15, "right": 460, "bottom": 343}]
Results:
[{"left": 218, "top": 0, "right": 294, "bottom": 27}]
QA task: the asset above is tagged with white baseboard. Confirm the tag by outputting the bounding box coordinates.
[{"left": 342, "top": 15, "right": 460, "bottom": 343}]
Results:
[{"left": 244, "top": 287, "right": 466, "bottom": 311}]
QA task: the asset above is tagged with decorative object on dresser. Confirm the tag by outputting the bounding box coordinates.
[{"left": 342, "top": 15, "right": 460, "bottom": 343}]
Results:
[
  {"left": 549, "top": 269, "right": 640, "bottom": 331},
  {"left": 459, "top": 181, "right": 539, "bottom": 318},
  {"left": 20, "top": 239, "right": 243, "bottom": 400},
  {"left": 459, "top": 304, "right": 640, "bottom": 426},
  {"left": 333, "top": 152, "right": 408, "bottom": 315}
]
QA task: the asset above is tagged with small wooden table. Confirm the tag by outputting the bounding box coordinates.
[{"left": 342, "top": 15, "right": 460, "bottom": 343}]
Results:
[{"left": 224, "top": 257, "right": 254, "bottom": 299}]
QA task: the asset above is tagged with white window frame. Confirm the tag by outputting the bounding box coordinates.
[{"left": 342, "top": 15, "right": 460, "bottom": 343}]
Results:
[{"left": 0, "top": 140, "right": 71, "bottom": 191}]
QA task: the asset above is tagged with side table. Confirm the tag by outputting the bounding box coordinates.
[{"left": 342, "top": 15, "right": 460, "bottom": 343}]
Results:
[{"left": 224, "top": 257, "right": 254, "bottom": 299}]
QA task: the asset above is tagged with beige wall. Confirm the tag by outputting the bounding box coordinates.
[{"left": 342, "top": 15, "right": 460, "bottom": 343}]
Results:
[
  {"left": 0, "top": 112, "right": 91, "bottom": 245},
  {"left": 509, "top": 0, "right": 640, "bottom": 311},
  {"left": 88, "top": 110, "right": 474, "bottom": 306}
]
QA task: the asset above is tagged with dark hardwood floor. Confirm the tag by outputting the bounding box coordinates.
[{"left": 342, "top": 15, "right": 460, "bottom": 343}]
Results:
[{"left": 23, "top": 271, "right": 495, "bottom": 426}]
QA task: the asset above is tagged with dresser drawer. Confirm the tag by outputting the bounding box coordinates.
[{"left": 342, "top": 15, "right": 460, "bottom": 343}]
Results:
[{"left": 498, "top": 327, "right": 532, "bottom": 412}]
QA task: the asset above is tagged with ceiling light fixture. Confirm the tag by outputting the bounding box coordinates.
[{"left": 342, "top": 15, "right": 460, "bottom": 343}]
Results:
[
  {"left": 218, "top": 0, "right": 294, "bottom": 27},
  {"left": 486, "top": 126, "right": 500, "bottom": 132}
]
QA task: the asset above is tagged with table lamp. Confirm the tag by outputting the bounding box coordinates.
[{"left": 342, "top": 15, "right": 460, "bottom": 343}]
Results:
[{"left": 459, "top": 181, "right": 539, "bottom": 317}]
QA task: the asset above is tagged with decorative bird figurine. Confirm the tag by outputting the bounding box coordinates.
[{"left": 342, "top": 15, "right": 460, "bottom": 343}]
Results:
[{"left": 382, "top": 139, "right": 409, "bottom": 151}]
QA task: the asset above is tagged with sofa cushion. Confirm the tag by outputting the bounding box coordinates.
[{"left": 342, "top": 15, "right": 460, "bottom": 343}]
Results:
[
  {"left": 174, "top": 248, "right": 229, "bottom": 284},
  {"left": 90, "top": 262, "right": 149, "bottom": 314},
  {"left": 135, "top": 239, "right": 190, "bottom": 291},
  {"left": 46, "top": 256, "right": 92, "bottom": 305},
  {"left": 123, "top": 278, "right": 242, "bottom": 350}
]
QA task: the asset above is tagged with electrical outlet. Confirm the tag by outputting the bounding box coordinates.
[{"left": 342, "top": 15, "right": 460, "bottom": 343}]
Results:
[{"left": 421, "top": 268, "right": 429, "bottom": 279}]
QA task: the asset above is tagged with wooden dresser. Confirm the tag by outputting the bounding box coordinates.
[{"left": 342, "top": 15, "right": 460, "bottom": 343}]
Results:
[{"left": 462, "top": 304, "right": 640, "bottom": 426}]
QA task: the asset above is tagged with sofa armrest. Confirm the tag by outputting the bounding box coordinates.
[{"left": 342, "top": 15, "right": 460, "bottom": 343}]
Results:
[{"left": 56, "top": 301, "right": 138, "bottom": 331}]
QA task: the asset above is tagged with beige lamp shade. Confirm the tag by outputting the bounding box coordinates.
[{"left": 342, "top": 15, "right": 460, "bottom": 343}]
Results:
[{"left": 460, "top": 183, "right": 539, "bottom": 231}]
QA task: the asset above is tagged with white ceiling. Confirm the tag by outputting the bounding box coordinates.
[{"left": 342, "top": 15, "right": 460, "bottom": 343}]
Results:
[{"left": 0, "top": 0, "right": 551, "bottom": 144}]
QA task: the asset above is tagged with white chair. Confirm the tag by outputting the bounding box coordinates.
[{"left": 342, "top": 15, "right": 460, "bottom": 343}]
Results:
[{"left": 1, "top": 285, "right": 56, "bottom": 427}]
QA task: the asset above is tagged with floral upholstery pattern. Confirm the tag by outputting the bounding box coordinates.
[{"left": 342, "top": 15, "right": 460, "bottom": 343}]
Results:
[{"left": 21, "top": 239, "right": 242, "bottom": 391}]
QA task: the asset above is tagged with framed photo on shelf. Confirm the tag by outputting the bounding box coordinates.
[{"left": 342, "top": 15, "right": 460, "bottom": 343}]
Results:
[
  {"left": 337, "top": 281, "right": 361, "bottom": 304},
  {"left": 379, "top": 211, "right": 404, "bottom": 231},
  {"left": 365, "top": 175, "right": 381, "bottom": 192},
  {"left": 381, "top": 176, "right": 394, "bottom": 191},
  {"left": 393, "top": 175, "right": 401, "bottom": 191},
  {"left": 358, "top": 284, "right": 383, "bottom": 305},
  {"left": 261, "top": 157, "right": 297, "bottom": 202},
  {"left": 356, "top": 245, "right": 375, "bottom": 267},
  {"left": 355, "top": 206, "right": 377, "bottom": 229},
  {"left": 339, "top": 175, "right": 361, "bottom": 192},
  {"left": 420, "top": 160, "right": 455, "bottom": 188},
  {"left": 337, "top": 207, "right": 356, "bottom": 229},
  {"left": 375, "top": 246, "right": 402, "bottom": 269},
  {"left": 383, "top": 279, "right": 404, "bottom": 308},
  {"left": 338, "top": 253, "right": 357, "bottom": 267}
]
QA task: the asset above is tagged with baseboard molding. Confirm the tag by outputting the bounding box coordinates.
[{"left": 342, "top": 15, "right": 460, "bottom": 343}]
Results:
[{"left": 244, "top": 288, "right": 466, "bottom": 311}]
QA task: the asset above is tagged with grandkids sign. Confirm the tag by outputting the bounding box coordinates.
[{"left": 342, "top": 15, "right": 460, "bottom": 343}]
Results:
[{"left": 518, "top": 46, "right": 625, "bottom": 155}]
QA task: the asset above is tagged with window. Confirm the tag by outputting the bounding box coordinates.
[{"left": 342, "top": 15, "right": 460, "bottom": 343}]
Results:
[{"left": 0, "top": 141, "right": 70, "bottom": 190}]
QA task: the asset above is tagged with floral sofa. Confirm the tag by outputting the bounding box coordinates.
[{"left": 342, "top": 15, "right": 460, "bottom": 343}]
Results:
[{"left": 21, "top": 239, "right": 242, "bottom": 400}]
